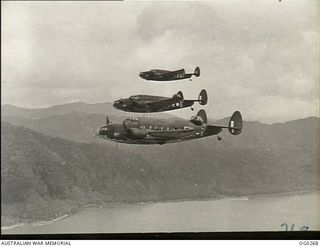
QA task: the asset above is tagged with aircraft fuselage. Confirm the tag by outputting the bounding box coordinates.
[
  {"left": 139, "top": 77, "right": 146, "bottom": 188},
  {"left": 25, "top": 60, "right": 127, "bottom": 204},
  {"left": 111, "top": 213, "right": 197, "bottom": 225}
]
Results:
[
  {"left": 98, "top": 117, "right": 221, "bottom": 145},
  {"left": 113, "top": 97, "right": 195, "bottom": 113},
  {"left": 139, "top": 69, "right": 193, "bottom": 81}
]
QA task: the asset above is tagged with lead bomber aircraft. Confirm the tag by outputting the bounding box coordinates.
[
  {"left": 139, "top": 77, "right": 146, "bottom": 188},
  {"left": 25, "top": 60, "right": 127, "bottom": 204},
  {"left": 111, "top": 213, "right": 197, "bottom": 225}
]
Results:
[
  {"left": 139, "top": 67, "right": 200, "bottom": 81},
  {"left": 113, "top": 89, "right": 207, "bottom": 113},
  {"left": 98, "top": 110, "right": 242, "bottom": 145}
]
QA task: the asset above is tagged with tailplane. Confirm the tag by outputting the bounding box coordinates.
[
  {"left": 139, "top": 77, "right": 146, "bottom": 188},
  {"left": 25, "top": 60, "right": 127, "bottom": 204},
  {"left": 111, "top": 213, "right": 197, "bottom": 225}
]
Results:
[{"left": 206, "top": 111, "right": 243, "bottom": 136}]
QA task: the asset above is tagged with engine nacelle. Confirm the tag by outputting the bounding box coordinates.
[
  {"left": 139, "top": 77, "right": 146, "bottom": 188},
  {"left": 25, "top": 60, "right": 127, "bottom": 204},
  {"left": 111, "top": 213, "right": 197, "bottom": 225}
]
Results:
[{"left": 127, "top": 128, "right": 148, "bottom": 139}]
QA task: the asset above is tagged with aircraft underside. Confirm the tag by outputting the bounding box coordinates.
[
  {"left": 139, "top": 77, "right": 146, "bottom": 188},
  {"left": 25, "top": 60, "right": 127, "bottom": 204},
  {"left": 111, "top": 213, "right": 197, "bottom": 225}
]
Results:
[
  {"left": 99, "top": 128, "right": 208, "bottom": 145},
  {"left": 100, "top": 135, "right": 203, "bottom": 145},
  {"left": 149, "top": 75, "right": 192, "bottom": 81}
]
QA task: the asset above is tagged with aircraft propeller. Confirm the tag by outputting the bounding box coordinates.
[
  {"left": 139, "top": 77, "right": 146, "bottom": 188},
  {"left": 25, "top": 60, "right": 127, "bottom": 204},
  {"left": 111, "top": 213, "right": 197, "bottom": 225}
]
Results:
[{"left": 106, "top": 116, "right": 111, "bottom": 125}]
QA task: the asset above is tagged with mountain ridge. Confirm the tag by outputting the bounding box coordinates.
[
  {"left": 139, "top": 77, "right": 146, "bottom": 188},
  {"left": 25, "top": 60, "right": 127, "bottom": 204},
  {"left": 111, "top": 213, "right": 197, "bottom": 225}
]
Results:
[
  {"left": 1, "top": 101, "right": 319, "bottom": 227},
  {"left": 4, "top": 102, "right": 317, "bottom": 125},
  {"left": 2, "top": 118, "right": 319, "bottom": 226},
  {"left": 1, "top": 102, "right": 181, "bottom": 121}
]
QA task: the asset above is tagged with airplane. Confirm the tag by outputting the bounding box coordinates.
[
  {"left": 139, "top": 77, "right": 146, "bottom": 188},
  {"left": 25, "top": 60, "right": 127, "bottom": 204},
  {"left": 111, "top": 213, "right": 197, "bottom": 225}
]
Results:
[
  {"left": 97, "top": 109, "right": 242, "bottom": 145},
  {"left": 139, "top": 67, "right": 200, "bottom": 81},
  {"left": 113, "top": 89, "right": 208, "bottom": 113}
]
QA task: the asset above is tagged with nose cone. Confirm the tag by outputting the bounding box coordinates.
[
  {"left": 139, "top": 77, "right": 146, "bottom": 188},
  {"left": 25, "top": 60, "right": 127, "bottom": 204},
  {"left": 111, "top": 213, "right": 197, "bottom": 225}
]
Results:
[
  {"left": 113, "top": 100, "right": 126, "bottom": 110},
  {"left": 113, "top": 100, "right": 120, "bottom": 109},
  {"left": 139, "top": 72, "right": 148, "bottom": 79},
  {"left": 96, "top": 127, "right": 102, "bottom": 136},
  {"left": 98, "top": 126, "right": 108, "bottom": 136},
  {"left": 98, "top": 124, "right": 116, "bottom": 139}
]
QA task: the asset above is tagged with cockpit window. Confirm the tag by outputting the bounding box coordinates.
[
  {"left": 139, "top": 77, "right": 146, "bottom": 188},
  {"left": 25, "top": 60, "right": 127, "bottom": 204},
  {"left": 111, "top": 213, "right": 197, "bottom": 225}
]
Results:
[
  {"left": 130, "top": 96, "right": 141, "bottom": 101},
  {"left": 125, "top": 117, "right": 138, "bottom": 122}
]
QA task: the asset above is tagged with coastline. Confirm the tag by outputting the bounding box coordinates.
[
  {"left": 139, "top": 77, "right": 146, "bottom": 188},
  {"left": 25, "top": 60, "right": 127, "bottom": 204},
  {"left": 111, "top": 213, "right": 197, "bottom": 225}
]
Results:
[{"left": 1, "top": 189, "right": 318, "bottom": 231}]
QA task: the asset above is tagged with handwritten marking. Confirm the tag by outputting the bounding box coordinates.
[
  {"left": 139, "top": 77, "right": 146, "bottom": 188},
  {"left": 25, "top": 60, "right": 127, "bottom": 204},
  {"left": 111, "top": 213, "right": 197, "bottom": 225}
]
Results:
[{"left": 281, "top": 223, "right": 309, "bottom": 231}]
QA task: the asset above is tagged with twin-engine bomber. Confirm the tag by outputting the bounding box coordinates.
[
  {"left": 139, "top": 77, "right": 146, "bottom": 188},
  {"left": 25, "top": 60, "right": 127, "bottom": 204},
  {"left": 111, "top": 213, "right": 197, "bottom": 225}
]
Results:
[
  {"left": 98, "top": 110, "right": 242, "bottom": 145},
  {"left": 139, "top": 67, "right": 200, "bottom": 81},
  {"left": 113, "top": 89, "right": 207, "bottom": 113},
  {"left": 99, "top": 66, "right": 243, "bottom": 145}
]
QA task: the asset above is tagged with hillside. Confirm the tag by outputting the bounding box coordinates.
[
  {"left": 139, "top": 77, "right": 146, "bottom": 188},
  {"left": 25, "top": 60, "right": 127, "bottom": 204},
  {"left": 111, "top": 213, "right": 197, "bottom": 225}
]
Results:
[
  {"left": 1, "top": 123, "right": 159, "bottom": 226},
  {"left": 1, "top": 115, "right": 319, "bottom": 226}
]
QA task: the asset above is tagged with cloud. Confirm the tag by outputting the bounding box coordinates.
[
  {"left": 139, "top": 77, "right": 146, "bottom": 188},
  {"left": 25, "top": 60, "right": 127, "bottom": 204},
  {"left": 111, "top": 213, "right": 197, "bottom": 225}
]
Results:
[{"left": 1, "top": 1, "right": 319, "bottom": 123}]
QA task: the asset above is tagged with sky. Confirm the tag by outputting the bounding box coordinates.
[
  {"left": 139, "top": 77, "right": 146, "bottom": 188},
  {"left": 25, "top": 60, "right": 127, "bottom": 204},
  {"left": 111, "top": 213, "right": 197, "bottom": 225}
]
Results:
[{"left": 2, "top": 0, "right": 319, "bottom": 123}]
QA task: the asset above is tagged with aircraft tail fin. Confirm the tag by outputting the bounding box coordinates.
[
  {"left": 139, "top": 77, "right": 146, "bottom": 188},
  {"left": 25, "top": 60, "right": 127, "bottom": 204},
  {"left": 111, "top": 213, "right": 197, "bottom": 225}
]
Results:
[
  {"left": 190, "top": 109, "right": 207, "bottom": 125},
  {"left": 194, "top": 67, "right": 200, "bottom": 77},
  {"left": 197, "top": 109, "right": 207, "bottom": 124},
  {"left": 198, "top": 89, "right": 208, "bottom": 105},
  {"left": 177, "top": 91, "right": 184, "bottom": 99},
  {"left": 173, "top": 91, "right": 184, "bottom": 100},
  {"left": 228, "top": 111, "right": 242, "bottom": 135}
]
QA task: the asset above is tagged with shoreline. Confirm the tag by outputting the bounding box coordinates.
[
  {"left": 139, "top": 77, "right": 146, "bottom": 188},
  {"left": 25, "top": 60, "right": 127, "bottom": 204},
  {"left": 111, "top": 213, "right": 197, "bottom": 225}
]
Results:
[
  {"left": 2, "top": 189, "right": 318, "bottom": 231},
  {"left": 31, "top": 214, "right": 69, "bottom": 227}
]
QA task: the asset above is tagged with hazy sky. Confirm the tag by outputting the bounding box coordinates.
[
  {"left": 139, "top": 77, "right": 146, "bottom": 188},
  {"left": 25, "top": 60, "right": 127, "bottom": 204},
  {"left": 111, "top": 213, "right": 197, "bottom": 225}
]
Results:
[{"left": 2, "top": 0, "right": 319, "bottom": 123}]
